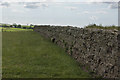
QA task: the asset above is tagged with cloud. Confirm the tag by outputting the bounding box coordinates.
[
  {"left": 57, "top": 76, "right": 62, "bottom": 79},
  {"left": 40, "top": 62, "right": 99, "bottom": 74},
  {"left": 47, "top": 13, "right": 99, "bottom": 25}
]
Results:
[
  {"left": 87, "top": 0, "right": 120, "bottom": 9},
  {"left": 41, "top": 3, "right": 48, "bottom": 8},
  {"left": 87, "top": 0, "right": 119, "bottom": 2},
  {"left": 0, "top": 2, "right": 10, "bottom": 7},
  {"left": 0, "top": 0, "right": 120, "bottom": 3},
  {"left": 0, "top": 0, "right": 56, "bottom": 3},
  {"left": 12, "top": 9, "right": 25, "bottom": 13},
  {"left": 90, "top": 16, "right": 98, "bottom": 20},
  {"left": 99, "top": 2, "right": 120, "bottom": 9},
  {"left": 109, "top": 3, "right": 117, "bottom": 9},
  {"left": 82, "top": 10, "right": 107, "bottom": 14},
  {"left": 24, "top": 3, "right": 39, "bottom": 9},
  {"left": 83, "top": 11, "right": 89, "bottom": 14},
  {"left": 24, "top": 2, "right": 48, "bottom": 9},
  {"left": 0, "top": 0, "right": 45, "bottom": 2},
  {"left": 95, "top": 11, "right": 107, "bottom": 14},
  {"left": 0, "top": 0, "right": 119, "bottom": 9},
  {"left": 66, "top": 7, "right": 78, "bottom": 11},
  {"left": 0, "top": 1, "right": 49, "bottom": 9},
  {"left": 108, "top": 2, "right": 120, "bottom": 9}
]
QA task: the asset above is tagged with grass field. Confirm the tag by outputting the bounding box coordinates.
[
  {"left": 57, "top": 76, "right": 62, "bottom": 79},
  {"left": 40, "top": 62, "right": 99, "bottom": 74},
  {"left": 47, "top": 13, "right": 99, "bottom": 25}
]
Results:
[
  {"left": 0, "top": 27, "right": 33, "bottom": 32},
  {"left": 2, "top": 31, "right": 91, "bottom": 78}
]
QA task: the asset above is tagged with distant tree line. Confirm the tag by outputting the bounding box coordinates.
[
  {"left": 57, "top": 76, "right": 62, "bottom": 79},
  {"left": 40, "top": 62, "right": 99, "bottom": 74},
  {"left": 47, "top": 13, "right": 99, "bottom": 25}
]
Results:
[
  {"left": 1, "top": 23, "right": 119, "bottom": 30},
  {"left": 1, "top": 23, "right": 34, "bottom": 29},
  {"left": 85, "top": 24, "right": 119, "bottom": 30}
]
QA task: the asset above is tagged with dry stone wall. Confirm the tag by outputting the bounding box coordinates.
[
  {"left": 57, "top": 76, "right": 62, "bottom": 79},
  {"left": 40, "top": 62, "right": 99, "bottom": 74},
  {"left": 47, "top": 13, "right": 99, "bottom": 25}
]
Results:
[{"left": 34, "top": 25, "right": 120, "bottom": 78}]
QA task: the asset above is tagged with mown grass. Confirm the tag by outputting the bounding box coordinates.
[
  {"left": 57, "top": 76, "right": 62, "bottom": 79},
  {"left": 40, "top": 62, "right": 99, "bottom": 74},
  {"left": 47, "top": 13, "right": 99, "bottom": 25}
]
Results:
[
  {"left": 0, "top": 27, "right": 2, "bottom": 32},
  {"left": 2, "top": 31, "right": 91, "bottom": 78},
  {"left": 1, "top": 27, "right": 33, "bottom": 32}
]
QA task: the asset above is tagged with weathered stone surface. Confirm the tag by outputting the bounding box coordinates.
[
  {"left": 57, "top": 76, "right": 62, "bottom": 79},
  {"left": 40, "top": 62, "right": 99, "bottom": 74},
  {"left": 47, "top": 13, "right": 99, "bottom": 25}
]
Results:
[{"left": 34, "top": 25, "right": 119, "bottom": 78}]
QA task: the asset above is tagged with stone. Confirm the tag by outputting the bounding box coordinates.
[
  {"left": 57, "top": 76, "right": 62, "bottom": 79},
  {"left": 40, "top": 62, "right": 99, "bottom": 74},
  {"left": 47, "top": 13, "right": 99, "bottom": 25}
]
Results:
[{"left": 34, "top": 25, "right": 119, "bottom": 78}]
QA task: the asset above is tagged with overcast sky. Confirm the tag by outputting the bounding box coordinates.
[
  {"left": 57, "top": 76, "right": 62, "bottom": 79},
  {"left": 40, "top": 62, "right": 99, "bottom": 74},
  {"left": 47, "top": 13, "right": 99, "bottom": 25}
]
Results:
[{"left": 0, "top": 0, "right": 119, "bottom": 27}]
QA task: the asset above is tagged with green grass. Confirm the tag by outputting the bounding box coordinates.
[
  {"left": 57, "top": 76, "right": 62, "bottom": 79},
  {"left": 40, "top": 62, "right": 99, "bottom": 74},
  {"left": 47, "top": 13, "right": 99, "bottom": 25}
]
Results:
[
  {"left": 21, "top": 25, "right": 34, "bottom": 28},
  {"left": 2, "top": 31, "right": 91, "bottom": 78},
  {"left": 1, "top": 27, "right": 33, "bottom": 32},
  {"left": 0, "top": 27, "right": 2, "bottom": 32}
]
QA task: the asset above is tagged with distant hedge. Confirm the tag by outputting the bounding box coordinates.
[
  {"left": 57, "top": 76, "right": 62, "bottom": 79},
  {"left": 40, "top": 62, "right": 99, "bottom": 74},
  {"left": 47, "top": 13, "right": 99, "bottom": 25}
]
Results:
[
  {"left": 85, "top": 24, "right": 119, "bottom": 30},
  {"left": 0, "top": 24, "right": 34, "bottom": 29}
]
